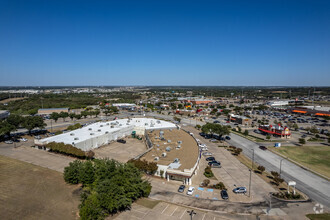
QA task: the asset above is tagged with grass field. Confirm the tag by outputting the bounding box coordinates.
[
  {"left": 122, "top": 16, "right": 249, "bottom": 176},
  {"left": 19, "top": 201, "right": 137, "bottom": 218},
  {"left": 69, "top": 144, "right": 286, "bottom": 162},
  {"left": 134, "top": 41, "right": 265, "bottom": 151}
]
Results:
[
  {"left": 0, "top": 155, "right": 80, "bottom": 220},
  {"left": 272, "top": 146, "right": 330, "bottom": 179}
]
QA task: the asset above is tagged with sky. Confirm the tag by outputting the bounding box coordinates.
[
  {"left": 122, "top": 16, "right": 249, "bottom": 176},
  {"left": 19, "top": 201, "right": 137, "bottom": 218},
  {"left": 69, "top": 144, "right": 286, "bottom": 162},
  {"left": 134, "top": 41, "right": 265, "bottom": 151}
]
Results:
[{"left": 0, "top": 0, "right": 330, "bottom": 86}]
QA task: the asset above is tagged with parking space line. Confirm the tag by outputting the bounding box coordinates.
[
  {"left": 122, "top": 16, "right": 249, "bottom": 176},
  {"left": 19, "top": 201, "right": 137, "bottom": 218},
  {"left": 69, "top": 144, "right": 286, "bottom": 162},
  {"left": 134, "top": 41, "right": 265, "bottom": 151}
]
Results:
[
  {"left": 202, "top": 213, "right": 206, "bottom": 220},
  {"left": 171, "top": 206, "right": 178, "bottom": 216},
  {"left": 161, "top": 204, "right": 169, "bottom": 214},
  {"left": 180, "top": 208, "right": 187, "bottom": 219}
]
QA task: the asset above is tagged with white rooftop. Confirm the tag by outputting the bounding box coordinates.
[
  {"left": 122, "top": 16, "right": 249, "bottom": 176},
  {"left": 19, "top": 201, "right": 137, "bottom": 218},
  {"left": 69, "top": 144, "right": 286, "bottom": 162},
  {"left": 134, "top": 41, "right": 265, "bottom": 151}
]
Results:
[{"left": 39, "top": 118, "right": 176, "bottom": 146}]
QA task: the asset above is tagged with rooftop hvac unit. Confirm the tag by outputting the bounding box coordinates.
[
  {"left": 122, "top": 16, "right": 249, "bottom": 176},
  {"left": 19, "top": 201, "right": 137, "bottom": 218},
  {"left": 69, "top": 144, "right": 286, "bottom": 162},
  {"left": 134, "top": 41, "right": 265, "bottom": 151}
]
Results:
[
  {"left": 167, "top": 139, "right": 171, "bottom": 143},
  {"left": 74, "top": 137, "right": 79, "bottom": 140},
  {"left": 106, "top": 123, "right": 109, "bottom": 125},
  {"left": 161, "top": 152, "right": 167, "bottom": 157},
  {"left": 165, "top": 147, "right": 171, "bottom": 151},
  {"left": 126, "top": 123, "right": 130, "bottom": 125},
  {"left": 90, "top": 133, "right": 94, "bottom": 135},
  {"left": 100, "top": 125, "right": 103, "bottom": 127},
  {"left": 176, "top": 145, "right": 181, "bottom": 149},
  {"left": 174, "top": 158, "right": 180, "bottom": 163},
  {"left": 105, "top": 131, "right": 109, "bottom": 134},
  {"left": 178, "top": 141, "right": 182, "bottom": 144},
  {"left": 154, "top": 157, "right": 159, "bottom": 161},
  {"left": 145, "top": 123, "right": 148, "bottom": 126},
  {"left": 88, "top": 128, "right": 92, "bottom": 130},
  {"left": 111, "top": 125, "right": 114, "bottom": 128},
  {"left": 119, "top": 124, "right": 122, "bottom": 126},
  {"left": 157, "top": 120, "right": 161, "bottom": 124},
  {"left": 169, "top": 129, "right": 172, "bottom": 131},
  {"left": 70, "top": 133, "right": 74, "bottom": 136},
  {"left": 159, "top": 130, "right": 164, "bottom": 139},
  {"left": 98, "top": 129, "right": 101, "bottom": 132},
  {"left": 72, "top": 142, "right": 75, "bottom": 145},
  {"left": 150, "top": 124, "right": 154, "bottom": 127}
]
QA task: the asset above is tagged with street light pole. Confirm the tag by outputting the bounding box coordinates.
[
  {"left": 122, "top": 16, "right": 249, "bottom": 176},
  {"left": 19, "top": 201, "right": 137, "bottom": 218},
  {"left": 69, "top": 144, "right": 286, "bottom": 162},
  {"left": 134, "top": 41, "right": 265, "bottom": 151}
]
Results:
[
  {"left": 249, "top": 149, "right": 254, "bottom": 197},
  {"left": 187, "top": 210, "right": 196, "bottom": 220}
]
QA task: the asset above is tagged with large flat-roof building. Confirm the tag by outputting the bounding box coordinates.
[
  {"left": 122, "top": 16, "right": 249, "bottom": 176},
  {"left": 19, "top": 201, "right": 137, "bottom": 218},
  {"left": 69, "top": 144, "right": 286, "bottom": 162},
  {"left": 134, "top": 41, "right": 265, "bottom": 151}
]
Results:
[
  {"left": 35, "top": 118, "right": 177, "bottom": 151},
  {"left": 142, "top": 129, "right": 200, "bottom": 185}
]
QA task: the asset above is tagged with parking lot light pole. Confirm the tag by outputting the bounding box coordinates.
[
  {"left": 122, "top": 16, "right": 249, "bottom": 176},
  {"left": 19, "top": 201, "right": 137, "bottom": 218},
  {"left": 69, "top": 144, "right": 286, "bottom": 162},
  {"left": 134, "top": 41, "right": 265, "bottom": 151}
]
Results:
[
  {"left": 249, "top": 149, "right": 254, "bottom": 197},
  {"left": 187, "top": 210, "right": 196, "bottom": 220}
]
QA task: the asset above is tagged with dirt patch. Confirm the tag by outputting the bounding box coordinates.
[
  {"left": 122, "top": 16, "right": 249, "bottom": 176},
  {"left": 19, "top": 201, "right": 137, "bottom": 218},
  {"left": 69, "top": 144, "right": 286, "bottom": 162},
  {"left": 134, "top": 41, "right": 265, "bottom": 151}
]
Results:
[{"left": 0, "top": 155, "right": 80, "bottom": 220}]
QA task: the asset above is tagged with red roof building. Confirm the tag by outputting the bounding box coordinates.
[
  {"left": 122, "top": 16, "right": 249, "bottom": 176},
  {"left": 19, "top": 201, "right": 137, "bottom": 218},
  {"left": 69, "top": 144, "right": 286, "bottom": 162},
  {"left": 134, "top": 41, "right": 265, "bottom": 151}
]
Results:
[{"left": 258, "top": 124, "right": 291, "bottom": 138}]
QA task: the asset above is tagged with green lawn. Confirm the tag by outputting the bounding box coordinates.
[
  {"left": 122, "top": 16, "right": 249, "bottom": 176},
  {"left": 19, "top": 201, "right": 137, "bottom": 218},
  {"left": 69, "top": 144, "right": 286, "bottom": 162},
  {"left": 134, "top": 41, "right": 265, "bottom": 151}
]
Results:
[
  {"left": 273, "top": 146, "right": 330, "bottom": 179},
  {"left": 306, "top": 213, "right": 330, "bottom": 220}
]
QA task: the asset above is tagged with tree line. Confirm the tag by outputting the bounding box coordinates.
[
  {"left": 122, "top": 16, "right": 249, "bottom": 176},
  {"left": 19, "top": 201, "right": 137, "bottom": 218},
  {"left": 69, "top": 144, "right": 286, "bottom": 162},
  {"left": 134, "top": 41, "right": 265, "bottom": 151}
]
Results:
[
  {"left": 63, "top": 159, "right": 151, "bottom": 220},
  {"left": 0, "top": 114, "right": 46, "bottom": 136}
]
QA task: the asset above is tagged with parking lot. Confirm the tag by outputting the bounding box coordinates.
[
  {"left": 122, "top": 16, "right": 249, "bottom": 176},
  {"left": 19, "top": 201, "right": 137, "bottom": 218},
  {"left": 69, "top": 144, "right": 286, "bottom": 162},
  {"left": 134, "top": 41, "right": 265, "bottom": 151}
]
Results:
[{"left": 115, "top": 201, "right": 255, "bottom": 220}]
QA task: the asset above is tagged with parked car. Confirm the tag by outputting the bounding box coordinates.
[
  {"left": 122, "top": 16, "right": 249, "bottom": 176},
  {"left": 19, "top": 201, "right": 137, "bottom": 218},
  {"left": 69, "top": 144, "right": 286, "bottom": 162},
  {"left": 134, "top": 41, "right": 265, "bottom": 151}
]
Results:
[
  {"left": 259, "top": 146, "right": 267, "bottom": 150},
  {"left": 178, "top": 185, "right": 185, "bottom": 193},
  {"left": 186, "top": 187, "right": 195, "bottom": 195},
  {"left": 34, "top": 135, "right": 41, "bottom": 140},
  {"left": 5, "top": 140, "right": 13, "bottom": 144},
  {"left": 233, "top": 187, "right": 247, "bottom": 194},
  {"left": 202, "top": 152, "right": 212, "bottom": 156},
  {"left": 19, "top": 138, "right": 28, "bottom": 142},
  {"left": 225, "top": 136, "right": 231, "bottom": 140},
  {"left": 221, "top": 190, "right": 229, "bottom": 200},
  {"left": 210, "top": 162, "right": 221, "bottom": 168},
  {"left": 117, "top": 139, "right": 126, "bottom": 144},
  {"left": 206, "top": 157, "right": 215, "bottom": 161}
]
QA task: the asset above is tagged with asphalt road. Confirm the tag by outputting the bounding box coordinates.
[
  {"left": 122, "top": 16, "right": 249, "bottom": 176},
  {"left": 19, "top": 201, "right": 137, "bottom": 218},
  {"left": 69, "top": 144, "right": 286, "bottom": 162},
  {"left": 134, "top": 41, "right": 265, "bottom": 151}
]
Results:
[{"left": 145, "top": 112, "right": 330, "bottom": 208}]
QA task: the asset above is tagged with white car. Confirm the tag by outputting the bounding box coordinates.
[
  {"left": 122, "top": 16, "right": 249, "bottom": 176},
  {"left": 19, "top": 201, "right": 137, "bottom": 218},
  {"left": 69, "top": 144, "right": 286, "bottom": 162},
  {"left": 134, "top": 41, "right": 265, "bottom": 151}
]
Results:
[
  {"left": 186, "top": 187, "right": 195, "bottom": 195},
  {"left": 19, "top": 138, "right": 28, "bottom": 142},
  {"left": 202, "top": 152, "right": 212, "bottom": 156}
]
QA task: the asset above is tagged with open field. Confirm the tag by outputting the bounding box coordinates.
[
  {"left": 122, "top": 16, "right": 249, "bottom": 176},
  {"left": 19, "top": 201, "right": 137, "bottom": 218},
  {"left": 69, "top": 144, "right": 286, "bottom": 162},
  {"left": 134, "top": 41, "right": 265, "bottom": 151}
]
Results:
[
  {"left": 272, "top": 146, "right": 330, "bottom": 179},
  {"left": 0, "top": 155, "right": 80, "bottom": 220}
]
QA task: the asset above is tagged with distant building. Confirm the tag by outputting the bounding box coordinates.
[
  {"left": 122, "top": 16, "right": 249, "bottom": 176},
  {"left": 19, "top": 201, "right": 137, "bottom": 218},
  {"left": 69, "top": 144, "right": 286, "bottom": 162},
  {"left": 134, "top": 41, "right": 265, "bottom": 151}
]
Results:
[
  {"left": 0, "top": 110, "right": 10, "bottom": 119},
  {"left": 258, "top": 124, "right": 291, "bottom": 138},
  {"left": 289, "top": 106, "right": 330, "bottom": 117},
  {"left": 112, "top": 103, "right": 136, "bottom": 110},
  {"left": 38, "top": 108, "right": 69, "bottom": 115},
  {"left": 228, "top": 114, "right": 251, "bottom": 126}
]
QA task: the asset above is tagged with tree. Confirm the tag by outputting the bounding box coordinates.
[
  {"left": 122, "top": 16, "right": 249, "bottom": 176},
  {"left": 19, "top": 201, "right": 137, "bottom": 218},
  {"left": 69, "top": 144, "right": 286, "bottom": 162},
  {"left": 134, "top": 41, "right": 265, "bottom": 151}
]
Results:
[
  {"left": 257, "top": 165, "right": 265, "bottom": 174},
  {"left": 201, "top": 123, "right": 230, "bottom": 138},
  {"left": 177, "top": 104, "right": 183, "bottom": 109},
  {"left": 244, "top": 130, "right": 249, "bottom": 136},
  {"left": 27, "top": 108, "right": 38, "bottom": 115},
  {"left": 292, "top": 123, "right": 299, "bottom": 131},
  {"left": 271, "top": 171, "right": 280, "bottom": 178},
  {"left": 310, "top": 126, "right": 319, "bottom": 135},
  {"left": 299, "top": 138, "right": 306, "bottom": 145},
  {"left": 50, "top": 112, "right": 60, "bottom": 122},
  {"left": 59, "top": 111, "right": 69, "bottom": 122},
  {"left": 64, "top": 160, "right": 83, "bottom": 184},
  {"left": 79, "top": 194, "right": 104, "bottom": 220},
  {"left": 79, "top": 160, "right": 95, "bottom": 186},
  {"left": 94, "top": 110, "right": 100, "bottom": 118},
  {"left": 69, "top": 113, "right": 76, "bottom": 121},
  {"left": 22, "top": 116, "right": 46, "bottom": 134},
  {"left": 0, "top": 120, "right": 16, "bottom": 136},
  {"left": 203, "top": 179, "right": 210, "bottom": 187},
  {"left": 6, "top": 114, "right": 24, "bottom": 130},
  {"left": 266, "top": 135, "right": 271, "bottom": 140}
]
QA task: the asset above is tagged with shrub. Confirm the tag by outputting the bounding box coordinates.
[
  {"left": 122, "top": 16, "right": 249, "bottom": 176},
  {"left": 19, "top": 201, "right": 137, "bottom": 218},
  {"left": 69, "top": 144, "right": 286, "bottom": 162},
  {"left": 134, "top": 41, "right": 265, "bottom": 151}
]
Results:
[
  {"left": 257, "top": 165, "right": 265, "bottom": 174},
  {"left": 213, "top": 182, "right": 226, "bottom": 190},
  {"left": 244, "top": 130, "right": 249, "bottom": 136},
  {"left": 204, "top": 166, "right": 214, "bottom": 178},
  {"left": 299, "top": 138, "right": 306, "bottom": 145},
  {"left": 203, "top": 179, "right": 210, "bottom": 187},
  {"left": 273, "top": 176, "right": 284, "bottom": 186},
  {"left": 46, "top": 142, "right": 87, "bottom": 158},
  {"left": 266, "top": 135, "right": 271, "bottom": 140},
  {"left": 271, "top": 171, "right": 280, "bottom": 177},
  {"left": 127, "top": 159, "right": 158, "bottom": 175}
]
